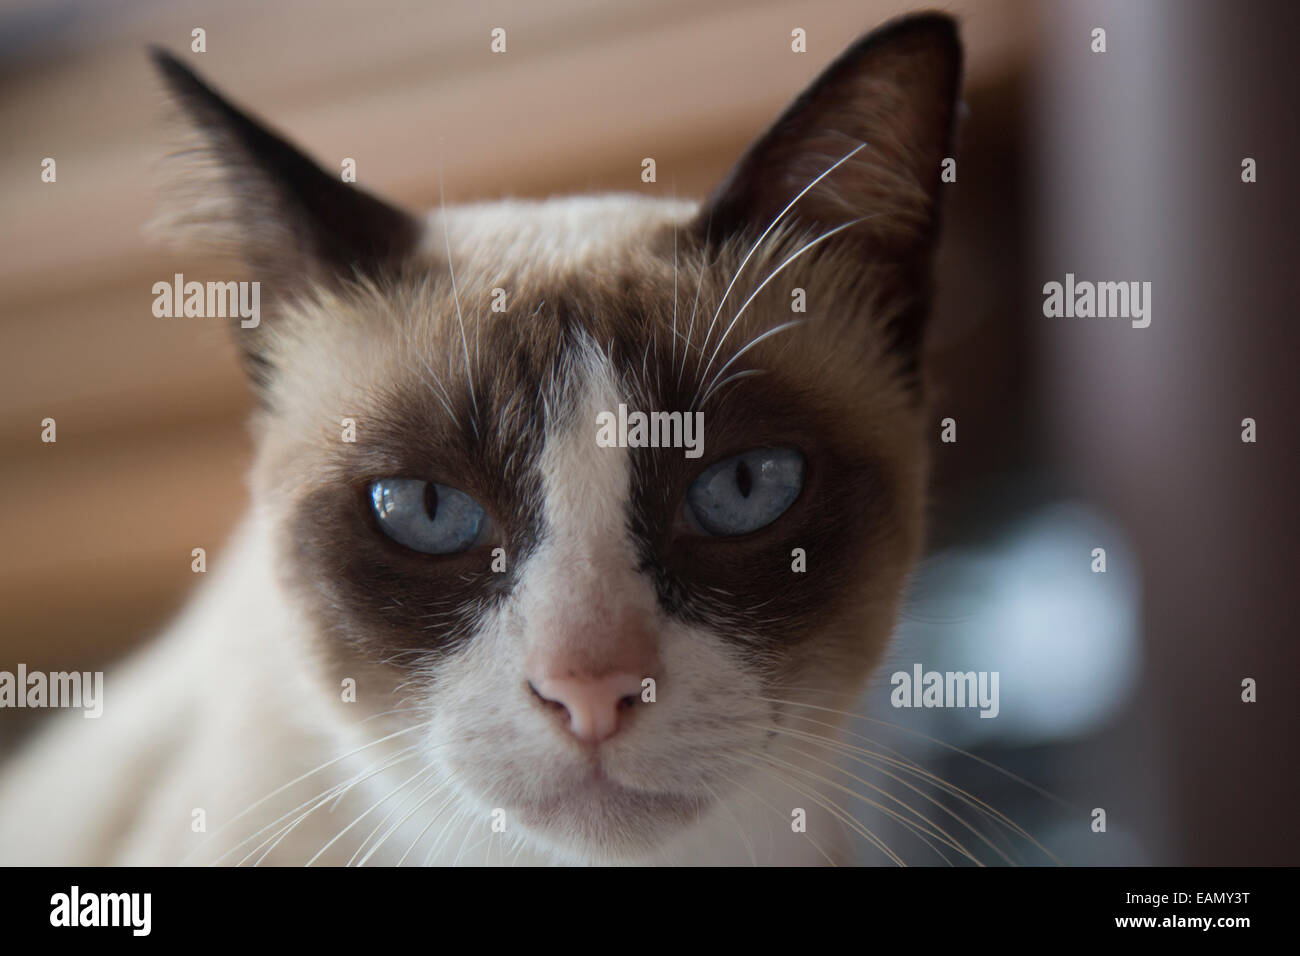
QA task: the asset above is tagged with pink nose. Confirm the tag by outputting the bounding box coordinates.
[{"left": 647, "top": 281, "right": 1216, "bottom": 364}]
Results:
[{"left": 528, "top": 672, "right": 646, "bottom": 743}]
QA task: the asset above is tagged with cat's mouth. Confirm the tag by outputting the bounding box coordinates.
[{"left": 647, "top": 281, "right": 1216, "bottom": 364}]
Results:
[
  {"left": 513, "top": 775, "right": 706, "bottom": 855},
  {"left": 523, "top": 776, "right": 698, "bottom": 819}
]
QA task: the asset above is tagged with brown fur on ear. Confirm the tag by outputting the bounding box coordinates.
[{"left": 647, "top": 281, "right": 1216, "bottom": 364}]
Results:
[
  {"left": 699, "top": 13, "right": 962, "bottom": 252},
  {"left": 147, "top": 49, "right": 423, "bottom": 386}
]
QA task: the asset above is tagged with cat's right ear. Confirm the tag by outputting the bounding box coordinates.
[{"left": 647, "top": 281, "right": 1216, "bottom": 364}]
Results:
[{"left": 148, "top": 50, "right": 422, "bottom": 386}]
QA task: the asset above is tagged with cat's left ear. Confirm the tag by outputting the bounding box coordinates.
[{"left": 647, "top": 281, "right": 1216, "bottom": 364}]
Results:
[
  {"left": 696, "top": 13, "right": 963, "bottom": 258},
  {"left": 148, "top": 50, "right": 421, "bottom": 382}
]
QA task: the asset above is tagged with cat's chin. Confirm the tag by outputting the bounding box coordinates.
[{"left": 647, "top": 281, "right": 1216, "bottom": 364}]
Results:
[{"left": 512, "top": 778, "right": 707, "bottom": 863}]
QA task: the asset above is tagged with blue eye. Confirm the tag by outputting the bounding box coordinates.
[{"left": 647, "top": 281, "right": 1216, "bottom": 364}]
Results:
[
  {"left": 368, "top": 478, "right": 488, "bottom": 554},
  {"left": 685, "top": 449, "right": 804, "bottom": 536}
]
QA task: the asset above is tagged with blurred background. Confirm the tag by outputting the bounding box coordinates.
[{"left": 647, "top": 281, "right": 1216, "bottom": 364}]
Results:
[{"left": 0, "top": 0, "right": 1295, "bottom": 865}]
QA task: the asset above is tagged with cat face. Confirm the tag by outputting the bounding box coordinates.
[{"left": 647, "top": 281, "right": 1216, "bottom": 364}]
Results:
[{"left": 152, "top": 14, "right": 961, "bottom": 862}]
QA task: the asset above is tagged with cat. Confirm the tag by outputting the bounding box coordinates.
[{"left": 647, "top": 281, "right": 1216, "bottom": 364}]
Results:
[{"left": 0, "top": 12, "right": 961, "bottom": 865}]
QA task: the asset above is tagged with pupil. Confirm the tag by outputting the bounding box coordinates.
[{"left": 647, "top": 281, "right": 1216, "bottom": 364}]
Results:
[
  {"left": 422, "top": 483, "right": 440, "bottom": 520},
  {"left": 734, "top": 460, "right": 753, "bottom": 498}
]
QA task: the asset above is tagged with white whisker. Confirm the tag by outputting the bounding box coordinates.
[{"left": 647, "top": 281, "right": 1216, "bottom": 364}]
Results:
[
  {"left": 396, "top": 789, "right": 460, "bottom": 866},
  {"left": 438, "top": 166, "right": 479, "bottom": 439},
  {"left": 671, "top": 199, "right": 679, "bottom": 379},
  {"left": 701, "top": 779, "right": 757, "bottom": 866},
  {"left": 306, "top": 757, "right": 431, "bottom": 866},
  {"left": 349, "top": 764, "right": 441, "bottom": 866},
  {"left": 244, "top": 746, "right": 421, "bottom": 866},
  {"left": 358, "top": 773, "right": 451, "bottom": 866},
  {"left": 192, "top": 724, "right": 424, "bottom": 865},
  {"left": 697, "top": 142, "right": 866, "bottom": 363},
  {"left": 696, "top": 320, "right": 805, "bottom": 410},
  {"left": 697, "top": 215, "right": 869, "bottom": 406},
  {"left": 678, "top": 210, "right": 712, "bottom": 389}
]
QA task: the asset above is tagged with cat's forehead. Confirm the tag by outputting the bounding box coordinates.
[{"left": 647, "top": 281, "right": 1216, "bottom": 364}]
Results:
[
  {"left": 425, "top": 195, "right": 699, "bottom": 280},
  {"left": 266, "top": 188, "right": 917, "bottom": 472}
]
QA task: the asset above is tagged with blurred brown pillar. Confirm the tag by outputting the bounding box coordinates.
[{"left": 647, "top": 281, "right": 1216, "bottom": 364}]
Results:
[{"left": 1033, "top": 0, "right": 1299, "bottom": 863}]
